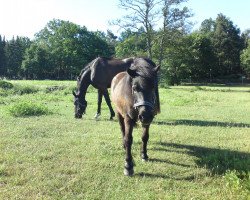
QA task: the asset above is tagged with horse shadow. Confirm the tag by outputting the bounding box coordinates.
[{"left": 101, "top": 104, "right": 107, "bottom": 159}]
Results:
[
  {"left": 154, "top": 119, "right": 250, "bottom": 128},
  {"left": 136, "top": 142, "right": 250, "bottom": 180}
]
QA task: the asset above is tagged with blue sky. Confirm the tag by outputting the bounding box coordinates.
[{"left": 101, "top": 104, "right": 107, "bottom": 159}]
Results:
[{"left": 0, "top": 0, "right": 249, "bottom": 40}]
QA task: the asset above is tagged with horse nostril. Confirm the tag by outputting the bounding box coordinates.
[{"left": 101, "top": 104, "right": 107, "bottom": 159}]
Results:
[{"left": 138, "top": 114, "right": 143, "bottom": 121}]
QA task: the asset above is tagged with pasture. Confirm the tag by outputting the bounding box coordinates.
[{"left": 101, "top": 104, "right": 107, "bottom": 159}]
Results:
[{"left": 0, "top": 80, "right": 249, "bottom": 199}]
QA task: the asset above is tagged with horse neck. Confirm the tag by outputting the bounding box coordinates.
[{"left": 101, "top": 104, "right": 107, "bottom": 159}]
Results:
[{"left": 78, "top": 69, "right": 91, "bottom": 100}]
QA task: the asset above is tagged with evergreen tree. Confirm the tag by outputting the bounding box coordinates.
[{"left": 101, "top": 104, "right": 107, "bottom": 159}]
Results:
[
  {"left": 4, "top": 37, "right": 31, "bottom": 78},
  {"left": 212, "top": 14, "right": 244, "bottom": 76},
  {"left": 0, "top": 35, "right": 6, "bottom": 77}
]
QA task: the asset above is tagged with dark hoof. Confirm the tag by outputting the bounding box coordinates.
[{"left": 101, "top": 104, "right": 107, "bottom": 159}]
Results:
[
  {"left": 124, "top": 168, "right": 134, "bottom": 176},
  {"left": 110, "top": 112, "right": 115, "bottom": 120}
]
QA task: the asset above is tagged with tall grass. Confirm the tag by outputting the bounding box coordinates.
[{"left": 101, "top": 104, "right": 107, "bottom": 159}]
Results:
[{"left": 8, "top": 101, "right": 50, "bottom": 117}]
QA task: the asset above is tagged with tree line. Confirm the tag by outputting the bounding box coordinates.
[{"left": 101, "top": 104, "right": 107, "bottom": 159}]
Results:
[
  {"left": 0, "top": 20, "right": 115, "bottom": 80},
  {"left": 0, "top": 0, "right": 250, "bottom": 84}
]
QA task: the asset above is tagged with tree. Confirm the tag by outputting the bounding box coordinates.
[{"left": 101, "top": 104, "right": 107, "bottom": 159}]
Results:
[
  {"left": 23, "top": 19, "right": 114, "bottom": 79},
  {"left": 241, "top": 29, "right": 250, "bottom": 49},
  {"left": 157, "top": 0, "right": 192, "bottom": 68},
  {"left": 200, "top": 18, "right": 215, "bottom": 34},
  {"left": 185, "top": 32, "right": 217, "bottom": 81},
  {"left": 212, "top": 14, "right": 244, "bottom": 76},
  {"left": 241, "top": 39, "right": 250, "bottom": 76},
  {"left": 0, "top": 35, "right": 6, "bottom": 77},
  {"left": 22, "top": 42, "right": 53, "bottom": 79},
  {"left": 4, "top": 37, "right": 31, "bottom": 78},
  {"left": 113, "top": 0, "right": 159, "bottom": 58},
  {"left": 115, "top": 29, "right": 147, "bottom": 58}
]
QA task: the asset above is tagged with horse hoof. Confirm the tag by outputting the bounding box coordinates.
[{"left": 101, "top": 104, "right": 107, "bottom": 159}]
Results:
[
  {"left": 110, "top": 114, "right": 115, "bottom": 120},
  {"left": 94, "top": 113, "right": 101, "bottom": 119},
  {"left": 110, "top": 112, "right": 115, "bottom": 120},
  {"left": 141, "top": 154, "right": 148, "bottom": 162},
  {"left": 124, "top": 168, "right": 134, "bottom": 176}
]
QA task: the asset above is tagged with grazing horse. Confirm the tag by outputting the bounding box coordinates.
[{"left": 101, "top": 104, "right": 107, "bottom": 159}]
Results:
[
  {"left": 111, "top": 57, "right": 160, "bottom": 176},
  {"left": 73, "top": 57, "right": 133, "bottom": 119}
]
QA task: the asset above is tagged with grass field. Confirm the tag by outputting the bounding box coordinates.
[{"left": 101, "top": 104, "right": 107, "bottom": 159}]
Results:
[{"left": 0, "top": 80, "right": 250, "bottom": 200}]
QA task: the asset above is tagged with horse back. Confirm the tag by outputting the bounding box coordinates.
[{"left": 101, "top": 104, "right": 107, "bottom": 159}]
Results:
[{"left": 90, "top": 57, "right": 131, "bottom": 89}]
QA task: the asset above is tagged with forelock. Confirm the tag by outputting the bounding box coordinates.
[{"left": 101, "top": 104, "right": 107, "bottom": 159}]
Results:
[{"left": 133, "top": 58, "right": 157, "bottom": 79}]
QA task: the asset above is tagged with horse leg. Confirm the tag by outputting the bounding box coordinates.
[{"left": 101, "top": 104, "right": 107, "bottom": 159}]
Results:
[
  {"left": 103, "top": 89, "right": 115, "bottom": 120},
  {"left": 123, "top": 117, "right": 134, "bottom": 176},
  {"left": 94, "top": 90, "right": 102, "bottom": 119},
  {"left": 117, "top": 113, "right": 125, "bottom": 149},
  {"left": 141, "top": 125, "right": 150, "bottom": 161}
]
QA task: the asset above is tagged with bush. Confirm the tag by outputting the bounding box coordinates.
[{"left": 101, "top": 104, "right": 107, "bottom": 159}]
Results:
[
  {"left": 0, "top": 80, "right": 14, "bottom": 89},
  {"left": 14, "top": 85, "right": 39, "bottom": 95},
  {"left": 9, "top": 101, "right": 50, "bottom": 117}
]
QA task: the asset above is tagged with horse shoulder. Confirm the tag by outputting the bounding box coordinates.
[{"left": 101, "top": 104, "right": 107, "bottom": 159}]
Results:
[
  {"left": 111, "top": 72, "right": 131, "bottom": 117},
  {"left": 90, "top": 57, "right": 102, "bottom": 81}
]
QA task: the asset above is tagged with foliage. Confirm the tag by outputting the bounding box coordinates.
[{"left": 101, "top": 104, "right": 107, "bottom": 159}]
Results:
[
  {"left": 0, "top": 35, "right": 6, "bottom": 76},
  {"left": 0, "top": 11, "right": 249, "bottom": 84},
  {"left": 22, "top": 19, "right": 115, "bottom": 79},
  {"left": 113, "top": 0, "right": 159, "bottom": 58},
  {"left": 115, "top": 30, "right": 147, "bottom": 58},
  {"left": 212, "top": 14, "right": 244, "bottom": 76},
  {"left": 4, "top": 36, "right": 31, "bottom": 78},
  {"left": 224, "top": 170, "right": 250, "bottom": 196},
  {"left": 241, "top": 39, "right": 250, "bottom": 76},
  {"left": 8, "top": 101, "right": 50, "bottom": 117}
]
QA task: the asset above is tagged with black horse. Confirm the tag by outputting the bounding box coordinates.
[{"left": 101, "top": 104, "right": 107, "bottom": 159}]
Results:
[
  {"left": 111, "top": 57, "right": 160, "bottom": 176},
  {"left": 73, "top": 57, "right": 133, "bottom": 119}
]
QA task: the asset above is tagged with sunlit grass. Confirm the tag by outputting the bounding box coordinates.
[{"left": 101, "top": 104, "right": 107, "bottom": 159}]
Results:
[{"left": 0, "top": 81, "right": 249, "bottom": 199}]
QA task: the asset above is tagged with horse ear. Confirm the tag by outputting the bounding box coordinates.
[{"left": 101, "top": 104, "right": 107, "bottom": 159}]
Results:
[
  {"left": 127, "top": 68, "right": 138, "bottom": 78},
  {"left": 153, "top": 65, "right": 160, "bottom": 73}
]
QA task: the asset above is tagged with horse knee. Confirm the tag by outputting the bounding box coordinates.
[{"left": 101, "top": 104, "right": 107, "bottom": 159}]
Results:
[
  {"left": 123, "top": 136, "right": 133, "bottom": 147},
  {"left": 142, "top": 134, "right": 149, "bottom": 143}
]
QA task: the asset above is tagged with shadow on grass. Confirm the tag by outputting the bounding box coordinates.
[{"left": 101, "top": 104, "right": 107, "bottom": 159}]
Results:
[
  {"left": 172, "top": 85, "right": 250, "bottom": 93},
  {"left": 139, "top": 142, "right": 250, "bottom": 180},
  {"left": 154, "top": 119, "right": 250, "bottom": 128},
  {"left": 135, "top": 172, "right": 198, "bottom": 181}
]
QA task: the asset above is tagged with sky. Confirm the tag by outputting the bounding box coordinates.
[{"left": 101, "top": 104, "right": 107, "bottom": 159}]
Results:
[{"left": 0, "top": 0, "right": 249, "bottom": 40}]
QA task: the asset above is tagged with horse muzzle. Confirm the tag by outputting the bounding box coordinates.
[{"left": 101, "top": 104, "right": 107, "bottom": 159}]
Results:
[
  {"left": 75, "top": 113, "right": 83, "bottom": 119},
  {"left": 134, "top": 100, "right": 154, "bottom": 125},
  {"left": 138, "top": 111, "right": 153, "bottom": 125}
]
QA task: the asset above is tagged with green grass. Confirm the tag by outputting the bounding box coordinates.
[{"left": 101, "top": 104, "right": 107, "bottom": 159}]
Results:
[{"left": 0, "top": 81, "right": 249, "bottom": 199}]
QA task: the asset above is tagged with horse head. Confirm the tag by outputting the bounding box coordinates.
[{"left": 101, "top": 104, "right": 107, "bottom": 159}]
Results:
[
  {"left": 127, "top": 58, "right": 160, "bottom": 126},
  {"left": 73, "top": 91, "right": 87, "bottom": 118}
]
